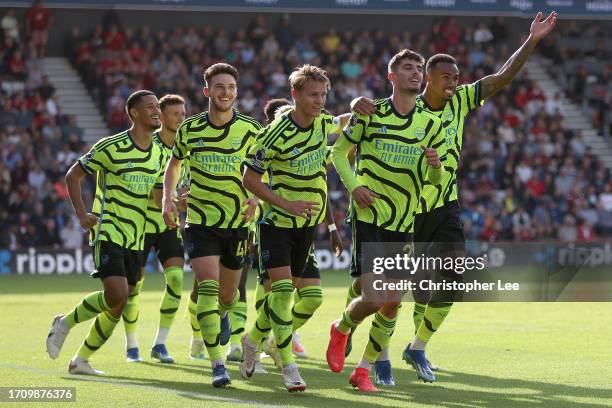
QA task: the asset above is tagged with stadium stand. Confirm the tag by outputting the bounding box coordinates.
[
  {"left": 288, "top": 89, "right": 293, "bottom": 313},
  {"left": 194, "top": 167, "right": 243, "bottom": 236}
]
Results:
[
  {"left": 1, "top": 10, "right": 610, "bottom": 250},
  {"left": 1, "top": 6, "right": 88, "bottom": 250}
]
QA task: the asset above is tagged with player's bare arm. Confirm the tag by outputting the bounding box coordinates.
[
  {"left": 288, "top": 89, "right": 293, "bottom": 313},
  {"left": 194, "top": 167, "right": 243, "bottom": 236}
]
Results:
[
  {"left": 480, "top": 11, "right": 557, "bottom": 99},
  {"left": 65, "top": 162, "right": 98, "bottom": 229},
  {"left": 162, "top": 155, "right": 182, "bottom": 228}
]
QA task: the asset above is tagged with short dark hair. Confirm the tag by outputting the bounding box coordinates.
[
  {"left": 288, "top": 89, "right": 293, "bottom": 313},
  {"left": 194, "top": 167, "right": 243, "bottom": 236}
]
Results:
[
  {"left": 426, "top": 53, "right": 457, "bottom": 73},
  {"left": 159, "top": 94, "right": 185, "bottom": 111},
  {"left": 388, "top": 49, "right": 425, "bottom": 73},
  {"left": 203, "top": 63, "right": 239, "bottom": 86},
  {"left": 263, "top": 98, "right": 292, "bottom": 123},
  {"left": 125, "top": 90, "right": 155, "bottom": 119}
]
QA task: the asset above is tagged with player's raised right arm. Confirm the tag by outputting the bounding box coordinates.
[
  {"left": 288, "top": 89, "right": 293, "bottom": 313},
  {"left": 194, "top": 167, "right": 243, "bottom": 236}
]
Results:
[{"left": 65, "top": 162, "right": 98, "bottom": 229}]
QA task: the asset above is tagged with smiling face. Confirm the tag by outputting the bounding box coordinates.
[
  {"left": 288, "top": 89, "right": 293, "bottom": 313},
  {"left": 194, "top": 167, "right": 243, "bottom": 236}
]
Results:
[
  {"left": 204, "top": 73, "right": 237, "bottom": 114},
  {"left": 292, "top": 79, "right": 328, "bottom": 119},
  {"left": 388, "top": 57, "right": 424, "bottom": 94},
  {"left": 131, "top": 94, "right": 161, "bottom": 130},
  {"left": 427, "top": 61, "right": 460, "bottom": 102}
]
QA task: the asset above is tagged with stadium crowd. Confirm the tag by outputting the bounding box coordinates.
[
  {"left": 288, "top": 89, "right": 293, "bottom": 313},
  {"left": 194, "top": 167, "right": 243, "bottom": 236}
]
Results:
[
  {"left": 536, "top": 20, "right": 612, "bottom": 137},
  {"left": 1, "top": 9, "right": 611, "bottom": 250}
]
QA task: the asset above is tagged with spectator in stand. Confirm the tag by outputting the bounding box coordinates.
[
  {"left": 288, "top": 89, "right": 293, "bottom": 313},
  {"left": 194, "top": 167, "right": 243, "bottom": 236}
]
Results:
[
  {"left": 26, "top": 0, "right": 51, "bottom": 57},
  {"left": 558, "top": 214, "right": 578, "bottom": 242},
  {"left": 1, "top": 9, "right": 19, "bottom": 41},
  {"left": 60, "top": 217, "right": 84, "bottom": 249}
]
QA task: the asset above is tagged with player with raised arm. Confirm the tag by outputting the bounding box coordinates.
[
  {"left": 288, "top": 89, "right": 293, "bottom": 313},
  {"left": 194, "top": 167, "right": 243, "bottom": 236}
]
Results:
[
  {"left": 351, "top": 11, "right": 558, "bottom": 383},
  {"left": 46, "top": 90, "right": 166, "bottom": 375},
  {"left": 162, "top": 63, "right": 260, "bottom": 388},
  {"left": 121, "top": 94, "right": 187, "bottom": 364},
  {"left": 326, "top": 49, "right": 445, "bottom": 392}
]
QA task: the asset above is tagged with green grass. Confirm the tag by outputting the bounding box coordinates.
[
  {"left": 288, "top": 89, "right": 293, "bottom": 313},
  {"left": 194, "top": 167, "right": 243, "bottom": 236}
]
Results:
[{"left": 1, "top": 271, "right": 611, "bottom": 408}]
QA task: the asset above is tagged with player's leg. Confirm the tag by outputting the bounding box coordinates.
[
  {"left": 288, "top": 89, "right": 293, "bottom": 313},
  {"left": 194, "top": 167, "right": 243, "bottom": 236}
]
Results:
[
  {"left": 217, "top": 227, "right": 250, "bottom": 348},
  {"left": 227, "top": 262, "right": 249, "bottom": 362},
  {"left": 185, "top": 225, "right": 228, "bottom": 387},
  {"left": 151, "top": 230, "right": 185, "bottom": 363},
  {"left": 46, "top": 242, "right": 124, "bottom": 364},
  {"left": 241, "top": 225, "right": 307, "bottom": 392},
  {"left": 327, "top": 221, "right": 380, "bottom": 373},
  {"left": 123, "top": 271, "right": 144, "bottom": 362},
  {"left": 122, "top": 234, "right": 155, "bottom": 362},
  {"left": 353, "top": 301, "right": 400, "bottom": 391},
  {"left": 344, "top": 267, "right": 361, "bottom": 358},
  {"left": 402, "top": 210, "right": 440, "bottom": 376},
  {"left": 66, "top": 244, "right": 141, "bottom": 375},
  {"left": 410, "top": 213, "right": 431, "bottom": 336},
  {"left": 344, "top": 222, "right": 364, "bottom": 358},
  {"left": 188, "top": 276, "right": 205, "bottom": 360},
  {"left": 69, "top": 276, "right": 131, "bottom": 375},
  {"left": 407, "top": 204, "right": 463, "bottom": 382},
  {"left": 291, "top": 250, "right": 323, "bottom": 358}
]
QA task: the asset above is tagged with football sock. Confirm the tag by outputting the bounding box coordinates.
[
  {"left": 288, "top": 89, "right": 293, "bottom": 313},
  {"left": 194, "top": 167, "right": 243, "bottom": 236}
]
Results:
[
  {"left": 122, "top": 278, "right": 143, "bottom": 347},
  {"left": 337, "top": 309, "right": 360, "bottom": 335},
  {"left": 229, "top": 300, "right": 247, "bottom": 345},
  {"left": 413, "top": 302, "right": 426, "bottom": 334},
  {"left": 188, "top": 298, "right": 200, "bottom": 337},
  {"left": 218, "top": 290, "right": 239, "bottom": 319},
  {"left": 248, "top": 292, "right": 271, "bottom": 346},
  {"left": 414, "top": 301, "right": 453, "bottom": 346},
  {"left": 268, "top": 279, "right": 294, "bottom": 365},
  {"left": 197, "top": 280, "right": 222, "bottom": 361},
  {"left": 346, "top": 279, "right": 360, "bottom": 306},
  {"left": 157, "top": 266, "right": 183, "bottom": 333},
  {"left": 363, "top": 311, "right": 396, "bottom": 363},
  {"left": 76, "top": 311, "right": 119, "bottom": 360},
  {"left": 63, "top": 291, "right": 110, "bottom": 330},
  {"left": 292, "top": 285, "right": 323, "bottom": 331}
]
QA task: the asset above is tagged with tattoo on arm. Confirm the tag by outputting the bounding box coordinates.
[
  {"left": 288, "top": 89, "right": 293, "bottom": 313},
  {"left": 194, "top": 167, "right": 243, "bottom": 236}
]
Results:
[{"left": 480, "top": 37, "right": 537, "bottom": 100}]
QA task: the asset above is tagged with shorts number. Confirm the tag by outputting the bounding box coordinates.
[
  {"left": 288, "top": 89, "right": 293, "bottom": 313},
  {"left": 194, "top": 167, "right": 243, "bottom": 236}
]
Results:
[{"left": 235, "top": 240, "right": 247, "bottom": 257}]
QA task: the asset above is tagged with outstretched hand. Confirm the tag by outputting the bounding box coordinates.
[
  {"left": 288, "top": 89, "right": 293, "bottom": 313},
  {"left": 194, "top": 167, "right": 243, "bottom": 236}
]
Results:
[{"left": 530, "top": 11, "right": 557, "bottom": 42}]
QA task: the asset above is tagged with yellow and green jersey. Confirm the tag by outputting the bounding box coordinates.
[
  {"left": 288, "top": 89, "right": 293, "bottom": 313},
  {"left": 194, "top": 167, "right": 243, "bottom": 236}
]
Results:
[
  {"left": 172, "top": 110, "right": 262, "bottom": 228},
  {"left": 144, "top": 133, "right": 173, "bottom": 235},
  {"left": 78, "top": 130, "right": 166, "bottom": 250},
  {"left": 342, "top": 98, "right": 444, "bottom": 232},
  {"left": 245, "top": 110, "right": 339, "bottom": 229},
  {"left": 416, "top": 81, "right": 483, "bottom": 213}
]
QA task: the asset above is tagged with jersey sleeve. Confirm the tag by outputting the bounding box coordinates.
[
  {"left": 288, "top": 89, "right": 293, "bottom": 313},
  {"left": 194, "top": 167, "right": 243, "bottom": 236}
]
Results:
[
  {"left": 172, "top": 123, "right": 189, "bottom": 160},
  {"left": 460, "top": 81, "right": 484, "bottom": 114},
  {"left": 425, "top": 116, "right": 446, "bottom": 185},
  {"left": 78, "top": 139, "right": 112, "bottom": 174},
  {"left": 342, "top": 112, "right": 370, "bottom": 144},
  {"left": 244, "top": 126, "right": 279, "bottom": 174}
]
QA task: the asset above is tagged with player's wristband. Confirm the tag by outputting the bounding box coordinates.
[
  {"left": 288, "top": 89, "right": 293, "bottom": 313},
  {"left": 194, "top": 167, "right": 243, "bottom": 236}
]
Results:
[{"left": 328, "top": 224, "right": 337, "bottom": 233}]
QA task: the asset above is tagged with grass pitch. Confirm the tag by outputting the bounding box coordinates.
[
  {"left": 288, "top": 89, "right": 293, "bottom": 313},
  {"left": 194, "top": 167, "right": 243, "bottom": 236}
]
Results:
[{"left": 1, "top": 271, "right": 611, "bottom": 408}]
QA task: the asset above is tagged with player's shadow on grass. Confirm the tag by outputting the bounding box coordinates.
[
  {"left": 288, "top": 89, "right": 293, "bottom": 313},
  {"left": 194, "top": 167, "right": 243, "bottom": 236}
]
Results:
[
  {"left": 62, "top": 364, "right": 611, "bottom": 408},
  {"left": 376, "top": 369, "right": 612, "bottom": 408}
]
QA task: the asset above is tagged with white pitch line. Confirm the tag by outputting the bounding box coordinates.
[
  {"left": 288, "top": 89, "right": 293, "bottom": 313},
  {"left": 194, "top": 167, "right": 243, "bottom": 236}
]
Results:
[{"left": 0, "top": 363, "right": 282, "bottom": 408}]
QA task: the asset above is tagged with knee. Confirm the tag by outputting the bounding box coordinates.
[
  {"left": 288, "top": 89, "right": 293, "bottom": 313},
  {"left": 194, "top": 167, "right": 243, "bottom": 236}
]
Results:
[
  {"left": 105, "top": 289, "right": 128, "bottom": 310},
  {"left": 219, "top": 287, "right": 236, "bottom": 306},
  {"left": 165, "top": 267, "right": 183, "bottom": 288},
  {"left": 362, "top": 300, "right": 386, "bottom": 312}
]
